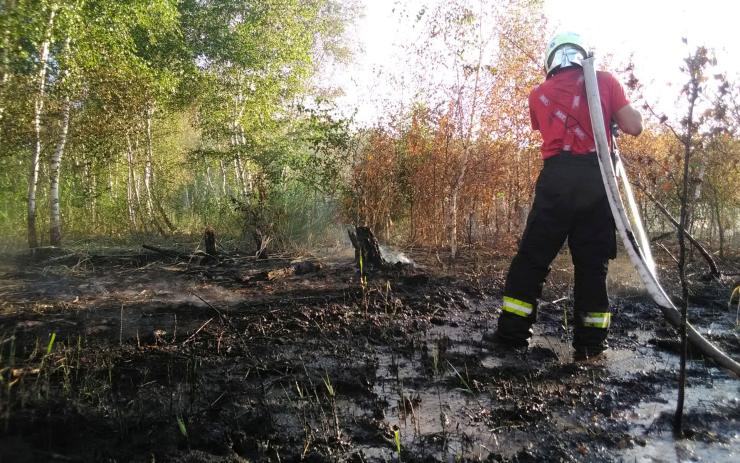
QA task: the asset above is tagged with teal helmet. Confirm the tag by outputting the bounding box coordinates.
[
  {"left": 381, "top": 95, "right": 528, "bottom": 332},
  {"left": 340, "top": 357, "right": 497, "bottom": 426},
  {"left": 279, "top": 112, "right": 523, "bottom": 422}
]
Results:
[{"left": 544, "top": 31, "right": 588, "bottom": 76}]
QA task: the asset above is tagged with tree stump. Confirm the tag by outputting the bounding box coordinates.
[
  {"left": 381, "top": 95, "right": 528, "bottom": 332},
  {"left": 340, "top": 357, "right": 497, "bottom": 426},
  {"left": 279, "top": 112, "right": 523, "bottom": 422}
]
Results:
[
  {"left": 202, "top": 226, "right": 218, "bottom": 264},
  {"left": 254, "top": 230, "right": 271, "bottom": 260},
  {"left": 204, "top": 226, "right": 217, "bottom": 256},
  {"left": 348, "top": 226, "right": 387, "bottom": 270}
]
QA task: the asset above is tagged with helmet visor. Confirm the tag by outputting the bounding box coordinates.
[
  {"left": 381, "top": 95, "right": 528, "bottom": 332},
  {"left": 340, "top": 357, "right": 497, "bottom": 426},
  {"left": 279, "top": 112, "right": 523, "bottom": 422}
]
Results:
[{"left": 546, "top": 45, "right": 586, "bottom": 74}]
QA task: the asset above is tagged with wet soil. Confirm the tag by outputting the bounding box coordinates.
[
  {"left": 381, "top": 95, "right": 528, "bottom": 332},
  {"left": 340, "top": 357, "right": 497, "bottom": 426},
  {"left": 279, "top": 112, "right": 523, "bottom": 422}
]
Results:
[{"left": 0, "top": 246, "right": 738, "bottom": 462}]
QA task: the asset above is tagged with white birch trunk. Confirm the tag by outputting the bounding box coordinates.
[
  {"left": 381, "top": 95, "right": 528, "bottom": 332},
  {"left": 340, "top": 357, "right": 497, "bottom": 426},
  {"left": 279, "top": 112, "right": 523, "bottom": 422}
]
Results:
[
  {"left": 234, "top": 155, "right": 248, "bottom": 197},
  {"left": 108, "top": 165, "right": 115, "bottom": 201},
  {"left": 126, "top": 132, "right": 137, "bottom": 228},
  {"left": 90, "top": 171, "right": 97, "bottom": 225},
  {"left": 144, "top": 105, "right": 155, "bottom": 216},
  {"left": 27, "top": 4, "right": 57, "bottom": 248},
  {"left": 449, "top": 108, "right": 479, "bottom": 257},
  {"left": 238, "top": 125, "right": 253, "bottom": 194},
  {"left": 49, "top": 36, "right": 71, "bottom": 246},
  {"left": 49, "top": 95, "right": 70, "bottom": 245},
  {"left": 448, "top": 24, "right": 483, "bottom": 259},
  {"left": 449, "top": 191, "right": 459, "bottom": 257},
  {"left": 219, "top": 159, "right": 228, "bottom": 196},
  {"left": 230, "top": 118, "right": 248, "bottom": 198},
  {"left": 205, "top": 162, "right": 214, "bottom": 197},
  {"left": 230, "top": 83, "right": 250, "bottom": 198},
  {"left": 132, "top": 133, "right": 143, "bottom": 212},
  {"left": 0, "top": 0, "right": 16, "bottom": 125}
]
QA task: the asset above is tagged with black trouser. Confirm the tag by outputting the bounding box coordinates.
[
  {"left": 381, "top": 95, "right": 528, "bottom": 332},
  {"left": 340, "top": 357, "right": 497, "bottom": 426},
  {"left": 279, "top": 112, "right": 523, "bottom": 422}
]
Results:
[{"left": 496, "top": 152, "right": 616, "bottom": 351}]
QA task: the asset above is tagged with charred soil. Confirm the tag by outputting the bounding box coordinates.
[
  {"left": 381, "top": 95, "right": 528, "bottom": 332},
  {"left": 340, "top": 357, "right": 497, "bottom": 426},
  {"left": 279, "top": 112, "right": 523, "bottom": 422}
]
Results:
[{"left": 0, "top": 246, "right": 738, "bottom": 462}]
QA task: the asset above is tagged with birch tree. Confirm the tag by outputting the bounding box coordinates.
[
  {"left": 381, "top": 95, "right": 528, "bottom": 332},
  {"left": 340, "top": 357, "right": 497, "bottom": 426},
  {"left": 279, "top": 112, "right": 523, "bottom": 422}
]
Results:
[
  {"left": 182, "top": 0, "right": 352, "bottom": 203},
  {"left": 0, "top": 0, "right": 17, "bottom": 126},
  {"left": 27, "top": 3, "right": 57, "bottom": 248},
  {"left": 409, "top": 0, "right": 545, "bottom": 257},
  {"left": 1, "top": 0, "right": 354, "bottom": 245},
  {"left": 49, "top": 15, "right": 74, "bottom": 246}
]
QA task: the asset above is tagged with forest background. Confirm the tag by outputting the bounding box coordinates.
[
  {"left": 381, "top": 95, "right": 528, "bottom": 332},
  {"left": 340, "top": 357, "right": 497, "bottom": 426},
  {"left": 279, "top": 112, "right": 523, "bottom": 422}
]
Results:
[{"left": 1, "top": 0, "right": 738, "bottom": 260}]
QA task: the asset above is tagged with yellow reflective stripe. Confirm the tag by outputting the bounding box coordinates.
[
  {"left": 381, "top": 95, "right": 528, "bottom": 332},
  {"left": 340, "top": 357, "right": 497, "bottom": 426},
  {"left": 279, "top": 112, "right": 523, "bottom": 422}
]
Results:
[
  {"left": 503, "top": 296, "right": 533, "bottom": 317},
  {"left": 583, "top": 312, "right": 611, "bottom": 328}
]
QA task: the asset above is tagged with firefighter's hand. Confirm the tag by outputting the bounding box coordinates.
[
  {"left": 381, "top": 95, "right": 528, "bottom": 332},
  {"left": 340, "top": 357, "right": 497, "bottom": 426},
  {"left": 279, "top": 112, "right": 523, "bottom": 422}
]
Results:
[{"left": 610, "top": 121, "right": 620, "bottom": 138}]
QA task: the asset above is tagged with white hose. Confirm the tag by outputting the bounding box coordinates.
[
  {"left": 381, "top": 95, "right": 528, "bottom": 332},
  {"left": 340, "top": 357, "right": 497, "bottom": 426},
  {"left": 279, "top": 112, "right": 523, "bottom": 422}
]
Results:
[{"left": 583, "top": 56, "right": 740, "bottom": 376}]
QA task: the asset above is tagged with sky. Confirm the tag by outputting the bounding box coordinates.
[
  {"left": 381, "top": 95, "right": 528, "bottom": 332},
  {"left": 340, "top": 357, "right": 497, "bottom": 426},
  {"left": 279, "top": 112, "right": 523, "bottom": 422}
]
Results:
[{"left": 329, "top": 0, "right": 740, "bottom": 126}]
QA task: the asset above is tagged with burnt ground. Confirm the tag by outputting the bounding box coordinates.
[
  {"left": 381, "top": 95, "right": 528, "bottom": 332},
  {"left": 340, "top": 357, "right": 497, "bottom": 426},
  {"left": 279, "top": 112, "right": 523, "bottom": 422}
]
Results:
[{"left": 0, "top": 244, "right": 738, "bottom": 462}]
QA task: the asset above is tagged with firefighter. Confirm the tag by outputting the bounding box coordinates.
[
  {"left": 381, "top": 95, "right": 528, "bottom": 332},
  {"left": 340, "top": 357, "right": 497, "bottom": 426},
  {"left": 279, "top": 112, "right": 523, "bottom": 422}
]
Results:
[{"left": 492, "top": 32, "right": 643, "bottom": 360}]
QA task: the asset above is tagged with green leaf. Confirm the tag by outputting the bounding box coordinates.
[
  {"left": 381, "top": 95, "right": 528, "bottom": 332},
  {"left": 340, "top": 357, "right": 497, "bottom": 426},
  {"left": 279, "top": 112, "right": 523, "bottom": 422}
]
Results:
[
  {"left": 176, "top": 415, "right": 188, "bottom": 438},
  {"left": 46, "top": 333, "right": 56, "bottom": 356}
]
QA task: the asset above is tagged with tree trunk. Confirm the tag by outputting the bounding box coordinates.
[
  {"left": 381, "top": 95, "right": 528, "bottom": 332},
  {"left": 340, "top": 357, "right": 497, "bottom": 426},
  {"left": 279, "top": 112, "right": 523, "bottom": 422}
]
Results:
[
  {"left": 447, "top": 29, "right": 484, "bottom": 259},
  {"left": 716, "top": 202, "right": 725, "bottom": 259},
  {"left": 49, "top": 95, "right": 70, "bottom": 245},
  {"left": 126, "top": 132, "right": 138, "bottom": 229},
  {"left": 90, "top": 170, "right": 97, "bottom": 226},
  {"left": 203, "top": 226, "right": 217, "bottom": 255},
  {"left": 49, "top": 36, "right": 71, "bottom": 246},
  {"left": 409, "top": 196, "right": 415, "bottom": 242},
  {"left": 0, "top": 0, "right": 17, "bottom": 125},
  {"left": 238, "top": 125, "right": 252, "bottom": 194},
  {"left": 144, "top": 105, "right": 155, "bottom": 217},
  {"left": 132, "top": 135, "right": 143, "bottom": 224},
  {"left": 219, "top": 159, "right": 228, "bottom": 196},
  {"left": 348, "top": 226, "right": 387, "bottom": 270},
  {"left": 708, "top": 183, "right": 725, "bottom": 259},
  {"left": 234, "top": 154, "right": 248, "bottom": 198},
  {"left": 449, "top": 189, "right": 459, "bottom": 258},
  {"left": 108, "top": 165, "right": 115, "bottom": 201},
  {"left": 228, "top": 112, "right": 249, "bottom": 199},
  {"left": 449, "top": 142, "right": 475, "bottom": 258},
  {"left": 27, "top": 4, "right": 57, "bottom": 248},
  {"left": 140, "top": 108, "right": 168, "bottom": 237},
  {"left": 205, "top": 161, "right": 214, "bottom": 198},
  {"left": 674, "top": 57, "right": 701, "bottom": 436}
]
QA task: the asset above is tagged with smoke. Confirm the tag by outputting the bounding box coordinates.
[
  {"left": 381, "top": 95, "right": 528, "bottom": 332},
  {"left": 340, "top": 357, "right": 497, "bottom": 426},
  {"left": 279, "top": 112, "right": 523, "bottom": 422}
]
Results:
[
  {"left": 379, "top": 245, "right": 413, "bottom": 265},
  {"left": 310, "top": 225, "right": 414, "bottom": 266}
]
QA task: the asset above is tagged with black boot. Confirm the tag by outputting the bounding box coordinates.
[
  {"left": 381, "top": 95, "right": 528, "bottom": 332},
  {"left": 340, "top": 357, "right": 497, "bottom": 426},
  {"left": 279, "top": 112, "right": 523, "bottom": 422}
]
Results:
[{"left": 490, "top": 312, "right": 533, "bottom": 349}]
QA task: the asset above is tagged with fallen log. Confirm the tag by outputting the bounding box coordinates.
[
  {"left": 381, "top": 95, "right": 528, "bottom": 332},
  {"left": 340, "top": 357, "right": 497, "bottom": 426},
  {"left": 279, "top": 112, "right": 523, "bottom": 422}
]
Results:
[
  {"left": 27, "top": 246, "right": 69, "bottom": 260},
  {"left": 142, "top": 244, "right": 186, "bottom": 258},
  {"left": 242, "top": 260, "right": 324, "bottom": 282}
]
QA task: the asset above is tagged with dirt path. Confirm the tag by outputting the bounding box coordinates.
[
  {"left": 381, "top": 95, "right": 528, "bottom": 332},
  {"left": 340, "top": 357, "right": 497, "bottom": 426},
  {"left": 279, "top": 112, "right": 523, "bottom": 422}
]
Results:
[{"left": 0, "top": 248, "right": 737, "bottom": 462}]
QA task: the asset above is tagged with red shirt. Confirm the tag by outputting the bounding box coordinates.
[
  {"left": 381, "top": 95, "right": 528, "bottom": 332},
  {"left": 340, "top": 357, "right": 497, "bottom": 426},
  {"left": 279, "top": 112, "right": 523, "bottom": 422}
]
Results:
[{"left": 529, "top": 67, "right": 630, "bottom": 159}]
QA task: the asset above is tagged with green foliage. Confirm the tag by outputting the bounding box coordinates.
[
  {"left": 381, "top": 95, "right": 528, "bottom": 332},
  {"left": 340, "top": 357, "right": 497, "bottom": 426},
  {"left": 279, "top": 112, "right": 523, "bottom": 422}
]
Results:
[
  {"left": 0, "top": 0, "right": 355, "bottom": 248},
  {"left": 176, "top": 415, "right": 188, "bottom": 438},
  {"left": 322, "top": 372, "right": 334, "bottom": 398}
]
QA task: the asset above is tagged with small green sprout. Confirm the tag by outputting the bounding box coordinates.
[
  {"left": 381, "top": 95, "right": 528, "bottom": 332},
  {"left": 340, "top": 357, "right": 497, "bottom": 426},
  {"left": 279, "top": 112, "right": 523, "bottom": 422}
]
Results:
[
  {"left": 176, "top": 415, "right": 188, "bottom": 438},
  {"left": 323, "top": 373, "right": 334, "bottom": 398},
  {"left": 447, "top": 361, "right": 473, "bottom": 393},
  {"left": 295, "top": 381, "right": 304, "bottom": 399},
  {"left": 46, "top": 333, "right": 56, "bottom": 355},
  {"left": 359, "top": 253, "right": 368, "bottom": 288}
]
